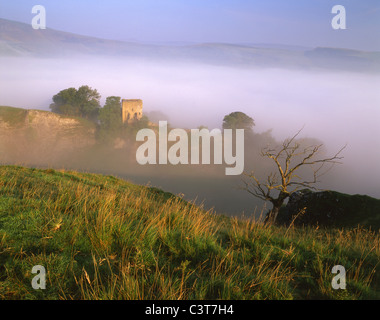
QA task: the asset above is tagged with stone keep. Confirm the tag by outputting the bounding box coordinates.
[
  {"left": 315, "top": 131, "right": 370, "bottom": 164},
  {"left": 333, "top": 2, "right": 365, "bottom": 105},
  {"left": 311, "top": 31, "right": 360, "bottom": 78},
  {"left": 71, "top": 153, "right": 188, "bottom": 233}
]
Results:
[{"left": 122, "top": 99, "right": 143, "bottom": 124}]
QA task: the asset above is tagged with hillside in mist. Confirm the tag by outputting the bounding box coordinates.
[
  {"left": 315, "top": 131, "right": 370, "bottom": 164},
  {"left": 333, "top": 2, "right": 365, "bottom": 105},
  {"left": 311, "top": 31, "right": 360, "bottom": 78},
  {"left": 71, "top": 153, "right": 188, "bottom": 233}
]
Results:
[
  {"left": 0, "top": 106, "right": 96, "bottom": 165},
  {"left": 1, "top": 18, "right": 380, "bottom": 72},
  {"left": 2, "top": 104, "right": 380, "bottom": 221},
  {"left": 0, "top": 105, "right": 266, "bottom": 216}
]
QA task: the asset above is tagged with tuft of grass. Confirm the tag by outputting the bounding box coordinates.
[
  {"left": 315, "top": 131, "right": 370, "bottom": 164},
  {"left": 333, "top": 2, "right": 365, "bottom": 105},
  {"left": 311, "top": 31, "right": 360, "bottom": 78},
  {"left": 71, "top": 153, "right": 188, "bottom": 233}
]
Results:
[{"left": 0, "top": 165, "right": 379, "bottom": 300}]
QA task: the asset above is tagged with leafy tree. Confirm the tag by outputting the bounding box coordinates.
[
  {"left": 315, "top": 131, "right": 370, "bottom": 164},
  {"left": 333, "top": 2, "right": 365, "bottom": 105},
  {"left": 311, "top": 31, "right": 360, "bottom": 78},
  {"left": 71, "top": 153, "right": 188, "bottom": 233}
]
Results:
[
  {"left": 50, "top": 87, "right": 78, "bottom": 115},
  {"left": 242, "top": 129, "right": 345, "bottom": 224},
  {"left": 99, "top": 96, "right": 122, "bottom": 130},
  {"left": 222, "top": 112, "right": 255, "bottom": 132},
  {"left": 98, "top": 96, "right": 123, "bottom": 141},
  {"left": 50, "top": 85, "right": 101, "bottom": 120}
]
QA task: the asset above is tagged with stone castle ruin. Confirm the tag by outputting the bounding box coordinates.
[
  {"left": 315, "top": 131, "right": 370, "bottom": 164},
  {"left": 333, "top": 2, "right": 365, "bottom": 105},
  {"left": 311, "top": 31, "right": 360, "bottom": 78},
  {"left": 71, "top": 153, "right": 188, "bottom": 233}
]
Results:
[{"left": 122, "top": 99, "right": 143, "bottom": 124}]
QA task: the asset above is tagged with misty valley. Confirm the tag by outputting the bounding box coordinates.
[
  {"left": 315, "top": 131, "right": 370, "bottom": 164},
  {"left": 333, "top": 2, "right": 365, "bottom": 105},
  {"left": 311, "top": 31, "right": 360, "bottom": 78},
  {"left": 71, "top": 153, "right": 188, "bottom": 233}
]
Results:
[
  {"left": 136, "top": 121, "right": 245, "bottom": 175},
  {"left": 1, "top": 53, "right": 380, "bottom": 217}
]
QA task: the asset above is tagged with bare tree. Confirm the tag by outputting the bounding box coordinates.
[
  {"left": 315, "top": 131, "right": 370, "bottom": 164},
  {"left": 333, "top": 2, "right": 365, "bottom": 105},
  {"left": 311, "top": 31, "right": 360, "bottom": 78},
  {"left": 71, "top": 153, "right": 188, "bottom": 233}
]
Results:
[{"left": 242, "top": 129, "right": 345, "bottom": 224}]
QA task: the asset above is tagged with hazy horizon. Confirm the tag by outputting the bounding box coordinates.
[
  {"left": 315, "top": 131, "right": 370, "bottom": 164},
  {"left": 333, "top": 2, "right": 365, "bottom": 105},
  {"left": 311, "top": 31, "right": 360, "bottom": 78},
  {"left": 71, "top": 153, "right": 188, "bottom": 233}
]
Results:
[{"left": 1, "top": 0, "right": 380, "bottom": 51}]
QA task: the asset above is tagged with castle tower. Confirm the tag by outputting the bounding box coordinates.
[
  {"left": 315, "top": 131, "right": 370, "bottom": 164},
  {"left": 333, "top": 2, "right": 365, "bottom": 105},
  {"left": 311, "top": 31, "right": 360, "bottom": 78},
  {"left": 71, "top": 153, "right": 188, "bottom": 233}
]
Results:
[{"left": 122, "top": 99, "right": 143, "bottom": 124}]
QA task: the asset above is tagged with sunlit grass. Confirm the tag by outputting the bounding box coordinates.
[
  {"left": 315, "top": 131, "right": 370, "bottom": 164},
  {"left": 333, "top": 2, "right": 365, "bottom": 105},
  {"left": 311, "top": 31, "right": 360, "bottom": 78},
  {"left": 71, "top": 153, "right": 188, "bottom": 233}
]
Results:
[{"left": 0, "top": 165, "right": 378, "bottom": 300}]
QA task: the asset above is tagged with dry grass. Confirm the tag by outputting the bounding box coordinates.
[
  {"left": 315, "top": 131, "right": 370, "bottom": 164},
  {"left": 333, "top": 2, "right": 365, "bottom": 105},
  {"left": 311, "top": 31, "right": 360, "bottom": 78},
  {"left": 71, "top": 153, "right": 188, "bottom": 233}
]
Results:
[{"left": 0, "top": 165, "right": 379, "bottom": 300}]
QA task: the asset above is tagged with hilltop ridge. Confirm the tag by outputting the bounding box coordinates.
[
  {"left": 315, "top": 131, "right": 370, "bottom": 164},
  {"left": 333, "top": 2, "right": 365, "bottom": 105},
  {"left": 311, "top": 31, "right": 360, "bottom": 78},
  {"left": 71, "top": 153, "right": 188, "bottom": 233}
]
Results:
[{"left": 1, "top": 18, "right": 380, "bottom": 72}]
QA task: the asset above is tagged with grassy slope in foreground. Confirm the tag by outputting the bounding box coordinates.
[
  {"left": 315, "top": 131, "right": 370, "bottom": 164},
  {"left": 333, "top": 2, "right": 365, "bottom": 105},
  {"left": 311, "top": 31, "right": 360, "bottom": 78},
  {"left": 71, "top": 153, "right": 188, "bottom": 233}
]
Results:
[{"left": 0, "top": 165, "right": 379, "bottom": 300}]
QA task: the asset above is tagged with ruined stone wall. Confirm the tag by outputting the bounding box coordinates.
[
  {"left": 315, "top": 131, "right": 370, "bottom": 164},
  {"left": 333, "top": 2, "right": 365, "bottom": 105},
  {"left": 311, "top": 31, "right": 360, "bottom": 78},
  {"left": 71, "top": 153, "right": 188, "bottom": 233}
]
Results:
[{"left": 122, "top": 99, "right": 143, "bottom": 124}]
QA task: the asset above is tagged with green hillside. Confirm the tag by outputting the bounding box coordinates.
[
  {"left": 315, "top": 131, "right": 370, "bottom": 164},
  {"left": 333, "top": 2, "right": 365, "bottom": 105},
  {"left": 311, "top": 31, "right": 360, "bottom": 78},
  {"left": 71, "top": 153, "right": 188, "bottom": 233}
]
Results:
[{"left": 0, "top": 165, "right": 379, "bottom": 299}]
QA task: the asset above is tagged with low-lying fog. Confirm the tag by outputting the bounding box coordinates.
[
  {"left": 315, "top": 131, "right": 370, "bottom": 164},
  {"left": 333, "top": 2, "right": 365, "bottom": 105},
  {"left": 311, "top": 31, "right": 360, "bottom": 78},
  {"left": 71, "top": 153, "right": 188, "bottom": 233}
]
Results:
[{"left": 1, "top": 55, "right": 379, "bottom": 216}]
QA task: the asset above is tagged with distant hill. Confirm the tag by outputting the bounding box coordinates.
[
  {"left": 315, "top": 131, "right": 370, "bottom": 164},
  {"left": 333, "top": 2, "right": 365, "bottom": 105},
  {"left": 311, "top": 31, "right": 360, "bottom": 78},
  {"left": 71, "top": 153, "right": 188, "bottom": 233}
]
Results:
[
  {"left": 1, "top": 18, "right": 380, "bottom": 72},
  {"left": 0, "top": 18, "right": 147, "bottom": 57}
]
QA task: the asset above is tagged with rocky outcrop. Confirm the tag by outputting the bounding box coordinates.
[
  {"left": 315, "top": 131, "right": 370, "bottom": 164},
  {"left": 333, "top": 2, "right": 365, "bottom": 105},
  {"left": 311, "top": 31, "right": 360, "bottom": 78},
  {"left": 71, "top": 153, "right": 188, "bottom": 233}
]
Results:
[
  {"left": 277, "top": 189, "right": 380, "bottom": 230},
  {"left": 0, "top": 107, "right": 96, "bottom": 165}
]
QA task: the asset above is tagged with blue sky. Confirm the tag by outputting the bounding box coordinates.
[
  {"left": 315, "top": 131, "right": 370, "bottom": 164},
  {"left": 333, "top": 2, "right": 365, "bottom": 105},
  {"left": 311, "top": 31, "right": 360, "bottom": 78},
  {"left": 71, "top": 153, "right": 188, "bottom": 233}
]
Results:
[{"left": 1, "top": 0, "right": 379, "bottom": 50}]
